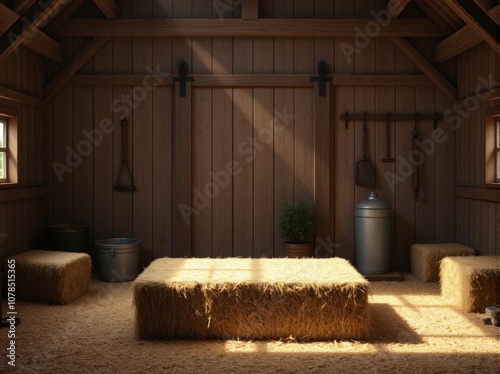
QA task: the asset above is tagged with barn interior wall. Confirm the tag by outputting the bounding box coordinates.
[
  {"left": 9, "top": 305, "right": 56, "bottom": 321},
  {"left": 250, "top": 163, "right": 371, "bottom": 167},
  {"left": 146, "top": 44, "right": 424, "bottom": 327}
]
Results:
[
  {"left": 42, "top": 0, "right": 461, "bottom": 271},
  {"left": 455, "top": 42, "right": 500, "bottom": 256},
  {"left": 0, "top": 48, "right": 46, "bottom": 260}
]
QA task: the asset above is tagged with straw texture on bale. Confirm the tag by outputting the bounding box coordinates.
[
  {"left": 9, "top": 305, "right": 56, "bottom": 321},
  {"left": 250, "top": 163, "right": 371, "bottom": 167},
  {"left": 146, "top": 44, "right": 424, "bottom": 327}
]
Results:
[
  {"left": 440, "top": 256, "right": 500, "bottom": 313},
  {"left": 410, "top": 243, "right": 476, "bottom": 282},
  {"left": 134, "top": 257, "right": 370, "bottom": 341},
  {"left": 4, "top": 250, "right": 91, "bottom": 304}
]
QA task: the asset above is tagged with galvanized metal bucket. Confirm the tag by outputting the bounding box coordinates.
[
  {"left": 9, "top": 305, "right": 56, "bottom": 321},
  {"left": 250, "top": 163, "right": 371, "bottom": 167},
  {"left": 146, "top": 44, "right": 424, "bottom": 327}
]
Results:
[
  {"left": 355, "top": 192, "right": 392, "bottom": 275},
  {"left": 95, "top": 238, "right": 141, "bottom": 282}
]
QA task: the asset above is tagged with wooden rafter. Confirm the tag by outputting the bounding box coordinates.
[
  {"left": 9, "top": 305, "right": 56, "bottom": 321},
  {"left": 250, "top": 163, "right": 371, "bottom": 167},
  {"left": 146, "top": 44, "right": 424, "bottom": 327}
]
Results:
[
  {"left": 93, "top": 0, "right": 119, "bottom": 19},
  {"left": 44, "top": 38, "right": 110, "bottom": 103},
  {"left": 0, "top": 1, "right": 63, "bottom": 63},
  {"left": 429, "top": 0, "right": 465, "bottom": 29},
  {"left": 44, "top": 0, "right": 85, "bottom": 34},
  {"left": 435, "top": 4, "right": 500, "bottom": 63},
  {"left": 413, "top": 0, "right": 457, "bottom": 34},
  {"left": 0, "top": 84, "right": 45, "bottom": 108},
  {"left": 54, "top": 18, "right": 445, "bottom": 38},
  {"left": 12, "top": 0, "right": 37, "bottom": 13},
  {"left": 472, "top": 0, "right": 496, "bottom": 13},
  {"left": 387, "top": 0, "right": 411, "bottom": 18},
  {"left": 444, "top": 0, "right": 500, "bottom": 53},
  {"left": 391, "top": 38, "right": 458, "bottom": 101}
]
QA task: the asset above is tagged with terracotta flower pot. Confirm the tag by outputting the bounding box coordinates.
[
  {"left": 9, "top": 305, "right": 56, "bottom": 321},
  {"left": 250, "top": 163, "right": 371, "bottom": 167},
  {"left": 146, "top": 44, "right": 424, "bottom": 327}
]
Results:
[{"left": 284, "top": 242, "right": 313, "bottom": 258}]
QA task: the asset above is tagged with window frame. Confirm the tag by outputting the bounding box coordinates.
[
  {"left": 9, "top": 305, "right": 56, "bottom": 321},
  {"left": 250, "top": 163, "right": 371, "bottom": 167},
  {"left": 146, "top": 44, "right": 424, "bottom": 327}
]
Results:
[
  {"left": 0, "top": 117, "right": 8, "bottom": 183},
  {"left": 0, "top": 107, "right": 18, "bottom": 186},
  {"left": 496, "top": 119, "right": 500, "bottom": 183},
  {"left": 484, "top": 109, "right": 500, "bottom": 188}
]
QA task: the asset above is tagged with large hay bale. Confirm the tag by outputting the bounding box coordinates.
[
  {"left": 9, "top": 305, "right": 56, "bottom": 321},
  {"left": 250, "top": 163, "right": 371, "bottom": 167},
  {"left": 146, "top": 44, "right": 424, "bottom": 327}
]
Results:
[
  {"left": 134, "top": 257, "right": 370, "bottom": 341},
  {"left": 411, "top": 243, "right": 476, "bottom": 282},
  {"left": 3, "top": 250, "right": 91, "bottom": 304},
  {"left": 440, "top": 256, "right": 500, "bottom": 313}
]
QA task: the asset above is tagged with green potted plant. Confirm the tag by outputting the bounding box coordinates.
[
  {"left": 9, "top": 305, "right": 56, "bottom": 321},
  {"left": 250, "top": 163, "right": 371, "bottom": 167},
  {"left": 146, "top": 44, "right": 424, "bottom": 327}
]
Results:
[{"left": 277, "top": 201, "right": 320, "bottom": 258}]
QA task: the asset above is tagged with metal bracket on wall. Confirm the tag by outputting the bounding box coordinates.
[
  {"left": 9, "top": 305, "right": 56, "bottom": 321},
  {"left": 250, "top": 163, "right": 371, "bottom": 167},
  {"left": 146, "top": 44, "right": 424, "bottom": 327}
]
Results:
[
  {"left": 310, "top": 61, "right": 332, "bottom": 97},
  {"left": 173, "top": 61, "right": 194, "bottom": 97}
]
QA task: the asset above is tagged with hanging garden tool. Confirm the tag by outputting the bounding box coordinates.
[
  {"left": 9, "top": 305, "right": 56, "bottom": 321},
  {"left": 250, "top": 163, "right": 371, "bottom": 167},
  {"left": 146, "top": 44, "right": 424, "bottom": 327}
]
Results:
[
  {"left": 412, "top": 114, "right": 420, "bottom": 202},
  {"left": 382, "top": 112, "right": 395, "bottom": 163},
  {"left": 114, "top": 118, "right": 136, "bottom": 192},
  {"left": 356, "top": 112, "right": 376, "bottom": 186}
]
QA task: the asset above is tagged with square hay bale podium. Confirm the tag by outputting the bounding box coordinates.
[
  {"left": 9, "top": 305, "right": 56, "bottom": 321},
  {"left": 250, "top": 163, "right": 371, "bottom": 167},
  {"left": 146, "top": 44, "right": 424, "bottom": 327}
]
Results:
[
  {"left": 410, "top": 243, "right": 476, "bottom": 282},
  {"left": 440, "top": 256, "right": 499, "bottom": 313},
  {"left": 4, "top": 250, "right": 91, "bottom": 304},
  {"left": 134, "top": 257, "right": 371, "bottom": 341}
]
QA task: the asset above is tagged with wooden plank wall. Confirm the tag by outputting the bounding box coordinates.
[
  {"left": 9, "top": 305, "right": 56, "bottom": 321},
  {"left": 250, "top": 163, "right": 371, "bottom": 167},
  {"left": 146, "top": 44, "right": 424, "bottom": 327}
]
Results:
[
  {"left": 455, "top": 42, "right": 499, "bottom": 256},
  {"left": 0, "top": 48, "right": 46, "bottom": 261},
  {"left": 46, "top": 0, "right": 457, "bottom": 271}
]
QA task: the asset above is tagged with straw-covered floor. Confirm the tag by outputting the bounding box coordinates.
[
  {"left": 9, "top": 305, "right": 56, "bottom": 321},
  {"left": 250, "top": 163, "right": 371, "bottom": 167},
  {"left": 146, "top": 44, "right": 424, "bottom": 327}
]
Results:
[
  {"left": 1, "top": 273, "right": 498, "bottom": 373},
  {"left": 134, "top": 258, "right": 370, "bottom": 341}
]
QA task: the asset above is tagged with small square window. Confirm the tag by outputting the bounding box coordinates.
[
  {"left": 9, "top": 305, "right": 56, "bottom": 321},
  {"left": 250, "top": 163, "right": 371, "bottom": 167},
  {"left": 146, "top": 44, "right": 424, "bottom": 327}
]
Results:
[{"left": 0, "top": 119, "right": 6, "bottom": 182}]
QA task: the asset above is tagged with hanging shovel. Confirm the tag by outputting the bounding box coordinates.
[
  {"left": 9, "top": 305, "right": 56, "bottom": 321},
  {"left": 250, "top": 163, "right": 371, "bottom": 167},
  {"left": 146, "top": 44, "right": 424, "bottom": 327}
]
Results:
[
  {"left": 114, "top": 118, "right": 136, "bottom": 192},
  {"left": 356, "top": 112, "right": 375, "bottom": 186}
]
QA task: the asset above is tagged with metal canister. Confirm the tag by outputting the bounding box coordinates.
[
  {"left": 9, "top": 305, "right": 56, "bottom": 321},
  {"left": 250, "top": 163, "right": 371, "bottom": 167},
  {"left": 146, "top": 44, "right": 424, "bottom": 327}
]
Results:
[{"left": 355, "top": 192, "right": 392, "bottom": 274}]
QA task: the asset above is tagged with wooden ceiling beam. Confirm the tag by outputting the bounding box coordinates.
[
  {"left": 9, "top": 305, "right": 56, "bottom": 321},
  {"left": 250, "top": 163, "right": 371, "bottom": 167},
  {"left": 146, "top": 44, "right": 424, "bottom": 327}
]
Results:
[
  {"left": 444, "top": 0, "right": 500, "bottom": 53},
  {"left": 413, "top": 0, "right": 456, "bottom": 34},
  {"left": 435, "top": 4, "right": 500, "bottom": 63},
  {"left": 430, "top": 0, "right": 465, "bottom": 29},
  {"left": 472, "top": 0, "right": 496, "bottom": 13},
  {"left": 0, "top": 1, "right": 64, "bottom": 64},
  {"left": 390, "top": 37, "right": 458, "bottom": 101},
  {"left": 44, "top": 37, "right": 110, "bottom": 103},
  {"left": 12, "top": 0, "right": 37, "bottom": 13},
  {"left": 93, "top": 0, "right": 119, "bottom": 19},
  {"left": 44, "top": 0, "right": 85, "bottom": 34},
  {"left": 387, "top": 0, "right": 411, "bottom": 18},
  {"left": 54, "top": 18, "right": 445, "bottom": 38}
]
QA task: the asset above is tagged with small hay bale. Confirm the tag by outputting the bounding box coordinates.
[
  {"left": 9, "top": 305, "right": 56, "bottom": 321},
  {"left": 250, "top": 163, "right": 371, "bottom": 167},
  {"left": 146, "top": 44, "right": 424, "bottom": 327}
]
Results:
[
  {"left": 3, "top": 250, "right": 91, "bottom": 304},
  {"left": 133, "top": 257, "right": 370, "bottom": 341},
  {"left": 410, "top": 243, "right": 476, "bottom": 282},
  {"left": 440, "top": 256, "right": 500, "bottom": 313}
]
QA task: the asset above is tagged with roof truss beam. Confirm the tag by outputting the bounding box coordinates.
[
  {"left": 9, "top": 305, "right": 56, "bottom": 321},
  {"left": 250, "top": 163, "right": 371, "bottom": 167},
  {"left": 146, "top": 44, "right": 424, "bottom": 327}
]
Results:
[
  {"left": 435, "top": 4, "right": 500, "bottom": 63},
  {"left": 444, "top": 0, "right": 500, "bottom": 53},
  {"left": 54, "top": 18, "right": 446, "bottom": 38},
  {"left": 0, "top": 1, "right": 64, "bottom": 64}
]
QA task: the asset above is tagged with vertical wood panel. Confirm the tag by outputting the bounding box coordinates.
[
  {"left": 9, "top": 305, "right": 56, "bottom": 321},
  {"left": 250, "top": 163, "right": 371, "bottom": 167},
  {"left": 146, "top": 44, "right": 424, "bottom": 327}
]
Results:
[
  {"left": 73, "top": 87, "right": 94, "bottom": 252},
  {"left": 132, "top": 38, "right": 154, "bottom": 266},
  {"left": 212, "top": 38, "right": 233, "bottom": 257},
  {"left": 112, "top": 0, "right": 133, "bottom": 241},
  {"left": 232, "top": 38, "right": 253, "bottom": 257},
  {"left": 173, "top": 82, "right": 192, "bottom": 257},
  {"left": 52, "top": 88, "right": 73, "bottom": 223},
  {"left": 415, "top": 86, "right": 436, "bottom": 244},
  {"left": 192, "top": 32, "right": 213, "bottom": 257},
  {"left": 152, "top": 37, "right": 173, "bottom": 260},
  {"left": 93, "top": 42, "right": 114, "bottom": 246},
  {"left": 253, "top": 38, "right": 274, "bottom": 257},
  {"left": 273, "top": 36, "right": 294, "bottom": 256}
]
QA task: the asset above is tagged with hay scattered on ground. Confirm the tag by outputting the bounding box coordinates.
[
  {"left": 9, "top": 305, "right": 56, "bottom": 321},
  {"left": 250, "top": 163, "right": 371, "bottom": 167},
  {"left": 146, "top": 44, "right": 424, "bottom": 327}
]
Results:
[
  {"left": 134, "top": 258, "right": 370, "bottom": 341},
  {"left": 410, "top": 243, "right": 476, "bottom": 282},
  {"left": 440, "top": 256, "right": 500, "bottom": 312},
  {"left": 4, "top": 250, "right": 91, "bottom": 304}
]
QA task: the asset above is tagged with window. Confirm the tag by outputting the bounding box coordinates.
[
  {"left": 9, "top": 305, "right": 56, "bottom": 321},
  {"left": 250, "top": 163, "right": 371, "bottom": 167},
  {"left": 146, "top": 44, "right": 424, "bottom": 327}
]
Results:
[
  {"left": 485, "top": 110, "right": 500, "bottom": 186},
  {"left": 0, "top": 119, "right": 7, "bottom": 182},
  {"left": 0, "top": 108, "right": 18, "bottom": 185},
  {"left": 496, "top": 119, "right": 500, "bottom": 183}
]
